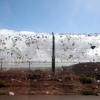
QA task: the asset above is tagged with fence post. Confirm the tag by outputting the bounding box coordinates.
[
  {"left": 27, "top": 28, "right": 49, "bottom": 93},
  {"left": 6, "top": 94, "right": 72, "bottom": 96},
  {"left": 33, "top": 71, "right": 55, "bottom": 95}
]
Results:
[
  {"left": 29, "top": 61, "right": 30, "bottom": 72},
  {"left": 1, "top": 61, "right": 2, "bottom": 71},
  {"left": 52, "top": 32, "right": 55, "bottom": 74}
]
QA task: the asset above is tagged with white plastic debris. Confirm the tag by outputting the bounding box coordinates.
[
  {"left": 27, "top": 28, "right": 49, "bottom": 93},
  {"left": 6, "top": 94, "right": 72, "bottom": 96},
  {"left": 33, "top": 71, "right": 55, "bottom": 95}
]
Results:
[
  {"left": 11, "top": 78, "right": 14, "bottom": 81},
  {"left": 34, "top": 79, "right": 37, "bottom": 82},
  {"left": 95, "top": 86, "right": 98, "bottom": 89},
  {"left": 46, "top": 91, "right": 49, "bottom": 94},
  {"left": 48, "top": 75, "right": 51, "bottom": 77},
  {"left": 9, "top": 92, "right": 14, "bottom": 95},
  {"left": 95, "top": 68, "right": 97, "bottom": 71},
  {"left": 97, "top": 80, "right": 100, "bottom": 82},
  {"left": 71, "top": 78, "right": 73, "bottom": 80},
  {"left": 96, "top": 93, "right": 100, "bottom": 96},
  {"left": 58, "top": 79, "right": 62, "bottom": 82}
]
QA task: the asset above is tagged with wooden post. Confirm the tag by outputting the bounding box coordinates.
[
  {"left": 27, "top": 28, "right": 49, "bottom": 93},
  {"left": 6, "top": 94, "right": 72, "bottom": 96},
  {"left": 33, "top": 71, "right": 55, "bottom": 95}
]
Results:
[{"left": 52, "top": 32, "right": 55, "bottom": 74}]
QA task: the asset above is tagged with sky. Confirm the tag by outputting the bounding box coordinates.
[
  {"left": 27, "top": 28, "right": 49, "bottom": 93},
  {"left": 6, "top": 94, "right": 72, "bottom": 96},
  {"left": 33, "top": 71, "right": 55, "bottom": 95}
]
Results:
[
  {"left": 0, "top": 0, "right": 100, "bottom": 68},
  {"left": 0, "top": 0, "right": 100, "bottom": 33}
]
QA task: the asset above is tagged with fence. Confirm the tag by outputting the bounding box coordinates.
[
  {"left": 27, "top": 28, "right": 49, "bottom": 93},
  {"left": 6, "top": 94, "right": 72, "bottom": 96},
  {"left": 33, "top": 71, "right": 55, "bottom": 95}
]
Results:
[
  {"left": 0, "top": 33, "right": 100, "bottom": 74},
  {"left": 1, "top": 33, "right": 100, "bottom": 95}
]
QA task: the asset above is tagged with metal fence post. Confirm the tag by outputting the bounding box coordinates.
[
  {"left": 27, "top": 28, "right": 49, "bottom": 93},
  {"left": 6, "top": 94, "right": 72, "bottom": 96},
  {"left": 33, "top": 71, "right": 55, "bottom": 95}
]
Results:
[
  {"left": 52, "top": 32, "right": 55, "bottom": 74},
  {"left": 1, "top": 61, "right": 2, "bottom": 71},
  {"left": 29, "top": 61, "right": 30, "bottom": 72}
]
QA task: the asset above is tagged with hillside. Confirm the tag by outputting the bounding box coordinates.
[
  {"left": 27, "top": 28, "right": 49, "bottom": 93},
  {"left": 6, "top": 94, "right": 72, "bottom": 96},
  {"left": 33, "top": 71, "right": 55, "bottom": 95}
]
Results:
[{"left": 62, "top": 62, "right": 100, "bottom": 75}]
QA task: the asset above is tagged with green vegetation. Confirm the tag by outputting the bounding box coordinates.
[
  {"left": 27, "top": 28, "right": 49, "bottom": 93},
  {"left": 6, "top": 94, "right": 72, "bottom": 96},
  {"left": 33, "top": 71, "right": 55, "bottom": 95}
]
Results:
[
  {"left": 80, "top": 75, "right": 96, "bottom": 84},
  {"left": 0, "top": 80, "right": 7, "bottom": 88},
  {"left": 81, "top": 90, "right": 96, "bottom": 95}
]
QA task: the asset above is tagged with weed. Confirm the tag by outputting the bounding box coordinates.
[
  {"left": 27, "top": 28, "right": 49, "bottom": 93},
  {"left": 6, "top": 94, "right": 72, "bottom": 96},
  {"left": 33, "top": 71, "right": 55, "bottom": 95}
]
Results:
[{"left": 80, "top": 75, "right": 96, "bottom": 84}]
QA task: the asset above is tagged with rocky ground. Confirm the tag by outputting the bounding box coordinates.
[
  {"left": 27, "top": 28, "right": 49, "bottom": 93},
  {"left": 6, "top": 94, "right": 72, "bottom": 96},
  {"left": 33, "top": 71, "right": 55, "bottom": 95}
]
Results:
[{"left": 0, "top": 68, "right": 100, "bottom": 95}]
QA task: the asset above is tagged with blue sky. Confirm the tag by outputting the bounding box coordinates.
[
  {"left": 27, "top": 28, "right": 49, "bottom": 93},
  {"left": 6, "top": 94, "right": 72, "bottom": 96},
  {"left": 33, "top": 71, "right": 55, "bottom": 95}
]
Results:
[{"left": 0, "top": 0, "right": 100, "bottom": 33}]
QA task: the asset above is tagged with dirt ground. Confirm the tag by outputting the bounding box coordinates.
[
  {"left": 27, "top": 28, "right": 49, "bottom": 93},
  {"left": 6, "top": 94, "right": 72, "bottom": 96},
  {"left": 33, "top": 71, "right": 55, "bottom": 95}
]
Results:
[{"left": 0, "top": 68, "right": 100, "bottom": 95}]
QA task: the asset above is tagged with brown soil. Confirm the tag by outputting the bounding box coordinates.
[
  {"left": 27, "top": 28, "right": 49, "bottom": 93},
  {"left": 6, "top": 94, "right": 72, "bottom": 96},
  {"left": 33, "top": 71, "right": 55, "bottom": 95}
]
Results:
[{"left": 0, "top": 69, "right": 100, "bottom": 95}]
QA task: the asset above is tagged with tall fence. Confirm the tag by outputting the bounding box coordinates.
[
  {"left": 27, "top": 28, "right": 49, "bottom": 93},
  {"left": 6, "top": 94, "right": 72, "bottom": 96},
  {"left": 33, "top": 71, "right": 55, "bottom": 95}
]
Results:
[{"left": 0, "top": 33, "right": 100, "bottom": 73}]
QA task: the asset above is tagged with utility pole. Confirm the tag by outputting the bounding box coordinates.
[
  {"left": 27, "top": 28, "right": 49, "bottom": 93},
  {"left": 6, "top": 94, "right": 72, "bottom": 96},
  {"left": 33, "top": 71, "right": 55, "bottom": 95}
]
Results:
[{"left": 52, "top": 32, "right": 55, "bottom": 74}]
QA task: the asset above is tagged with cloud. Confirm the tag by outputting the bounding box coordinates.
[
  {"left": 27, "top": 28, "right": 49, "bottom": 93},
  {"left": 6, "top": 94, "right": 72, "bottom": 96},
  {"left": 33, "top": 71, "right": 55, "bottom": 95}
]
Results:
[
  {"left": 19, "top": 31, "right": 36, "bottom": 35},
  {"left": 0, "top": 29, "right": 100, "bottom": 67}
]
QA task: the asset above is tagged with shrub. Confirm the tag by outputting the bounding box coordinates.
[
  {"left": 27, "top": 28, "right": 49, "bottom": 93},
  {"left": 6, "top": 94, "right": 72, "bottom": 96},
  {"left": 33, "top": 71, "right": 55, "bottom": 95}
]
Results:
[
  {"left": 81, "top": 90, "right": 96, "bottom": 95},
  {"left": 0, "top": 80, "right": 6, "bottom": 88},
  {"left": 80, "top": 75, "right": 96, "bottom": 84}
]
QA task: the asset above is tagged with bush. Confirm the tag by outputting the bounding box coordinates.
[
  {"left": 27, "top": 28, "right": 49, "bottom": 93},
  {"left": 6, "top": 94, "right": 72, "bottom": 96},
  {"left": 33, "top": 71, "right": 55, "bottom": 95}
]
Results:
[
  {"left": 81, "top": 90, "right": 96, "bottom": 95},
  {"left": 0, "top": 80, "right": 6, "bottom": 88},
  {"left": 80, "top": 75, "right": 96, "bottom": 84}
]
